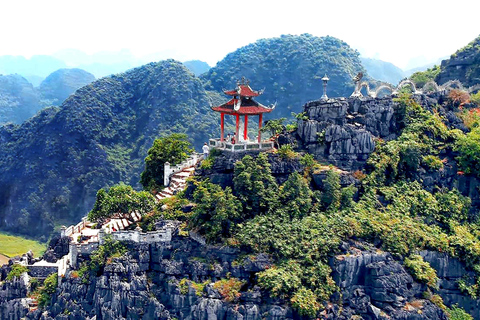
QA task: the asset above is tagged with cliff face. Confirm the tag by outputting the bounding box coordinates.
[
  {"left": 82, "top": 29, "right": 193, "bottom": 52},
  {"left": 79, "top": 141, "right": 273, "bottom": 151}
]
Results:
[
  {"left": 436, "top": 35, "right": 480, "bottom": 86},
  {"left": 0, "top": 236, "right": 459, "bottom": 320}
]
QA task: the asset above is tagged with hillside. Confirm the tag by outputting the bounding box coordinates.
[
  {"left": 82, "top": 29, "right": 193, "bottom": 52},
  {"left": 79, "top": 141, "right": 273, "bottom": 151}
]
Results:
[
  {"left": 0, "top": 60, "right": 218, "bottom": 240},
  {"left": 183, "top": 60, "right": 210, "bottom": 76},
  {"left": 202, "top": 34, "right": 366, "bottom": 119},
  {"left": 38, "top": 68, "right": 95, "bottom": 105},
  {"left": 0, "top": 69, "right": 96, "bottom": 125},
  {"left": 360, "top": 57, "right": 405, "bottom": 84},
  {"left": 436, "top": 35, "right": 480, "bottom": 86},
  {"left": 0, "top": 74, "right": 40, "bottom": 123}
]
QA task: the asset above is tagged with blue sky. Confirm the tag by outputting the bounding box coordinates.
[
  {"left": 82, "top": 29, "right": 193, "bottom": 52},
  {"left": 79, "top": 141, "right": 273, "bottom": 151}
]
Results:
[{"left": 1, "top": 0, "right": 479, "bottom": 69}]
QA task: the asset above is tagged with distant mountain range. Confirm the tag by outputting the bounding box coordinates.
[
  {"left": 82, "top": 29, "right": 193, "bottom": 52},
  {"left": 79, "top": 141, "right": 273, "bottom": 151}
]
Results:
[{"left": 0, "top": 69, "right": 95, "bottom": 124}]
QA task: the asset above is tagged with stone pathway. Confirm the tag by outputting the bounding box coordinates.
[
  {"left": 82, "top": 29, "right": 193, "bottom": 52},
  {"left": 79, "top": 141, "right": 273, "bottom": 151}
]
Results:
[{"left": 155, "top": 166, "right": 195, "bottom": 201}]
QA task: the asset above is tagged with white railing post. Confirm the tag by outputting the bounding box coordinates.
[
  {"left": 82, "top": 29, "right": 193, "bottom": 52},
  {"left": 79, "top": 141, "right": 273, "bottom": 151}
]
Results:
[{"left": 164, "top": 162, "right": 171, "bottom": 186}]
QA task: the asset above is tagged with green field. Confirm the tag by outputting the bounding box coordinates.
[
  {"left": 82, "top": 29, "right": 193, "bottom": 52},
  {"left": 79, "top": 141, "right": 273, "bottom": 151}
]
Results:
[{"left": 0, "top": 232, "right": 47, "bottom": 258}]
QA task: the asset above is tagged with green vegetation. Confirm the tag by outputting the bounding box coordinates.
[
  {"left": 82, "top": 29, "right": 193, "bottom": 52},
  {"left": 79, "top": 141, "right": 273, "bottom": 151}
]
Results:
[
  {"left": 0, "top": 60, "right": 218, "bottom": 239},
  {"left": 212, "top": 278, "right": 244, "bottom": 302},
  {"left": 88, "top": 183, "right": 155, "bottom": 222},
  {"left": 37, "top": 273, "right": 58, "bottom": 307},
  {"left": 76, "top": 235, "right": 127, "bottom": 281},
  {"left": 409, "top": 65, "right": 441, "bottom": 88},
  {"left": 404, "top": 254, "right": 439, "bottom": 288},
  {"left": 6, "top": 264, "right": 29, "bottom": 281},
  {"left": 140, "top": 133, "right": 193, "bottom": 192},
  {"left": 202, "top": 34, "right": 365, "bottom": 120},
  {"left": 0, "top": 232, "right": 46, "bottom": 258},
  {"left": 456, "top": 127, "right": 480, "bottom": 177},
  {"left": 260, "top": 118, "right": 286, "bottom": 148}
]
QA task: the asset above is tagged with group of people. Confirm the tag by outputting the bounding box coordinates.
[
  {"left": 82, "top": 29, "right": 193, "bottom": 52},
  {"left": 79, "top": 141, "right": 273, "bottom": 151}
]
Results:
[{"left": 226, "top": 133, "right": 237, "bottom": 144}]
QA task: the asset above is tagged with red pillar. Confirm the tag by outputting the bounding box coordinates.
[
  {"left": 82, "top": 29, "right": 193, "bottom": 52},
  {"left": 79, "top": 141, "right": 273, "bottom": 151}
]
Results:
[
  {"left": 220, "top": 113, "right": 225, "bottom": 141},
  {"left": 244, "top": 115, "right": 248, "bottom": 141},
  {"left": 258, "top": 113, "right": 263, "bottom": 143},
  {"left": 235, "top": 114, "right": 240, "bottom": 141}
]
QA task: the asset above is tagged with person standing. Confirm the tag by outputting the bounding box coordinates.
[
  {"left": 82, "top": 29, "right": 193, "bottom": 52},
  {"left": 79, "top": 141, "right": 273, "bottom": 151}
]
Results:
[{"left": 202, "top": 142, "right": 210, "bottom": 158}]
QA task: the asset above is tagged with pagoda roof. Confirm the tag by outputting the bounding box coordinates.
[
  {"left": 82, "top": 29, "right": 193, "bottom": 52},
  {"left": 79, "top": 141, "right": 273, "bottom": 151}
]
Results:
[
  {"left": 224, "top": 84, "right": 261, "bottom": 97},
  {"left": 211, "top": 97, "right": 274, "bottom": 115}
]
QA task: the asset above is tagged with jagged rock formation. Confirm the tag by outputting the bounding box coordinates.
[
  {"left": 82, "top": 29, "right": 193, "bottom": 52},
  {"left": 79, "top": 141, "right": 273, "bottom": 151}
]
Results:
[
  {"left": 296, "top": 97, "right": 398, "bottom": 171},
  {"left": 436, "top": 35, "right": 480, "bottom": 86}
]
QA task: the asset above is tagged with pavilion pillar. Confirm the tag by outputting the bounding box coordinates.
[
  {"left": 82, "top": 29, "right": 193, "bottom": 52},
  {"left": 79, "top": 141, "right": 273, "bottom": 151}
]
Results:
[
  {"left": 220, "top": 113, "right": 225, "bottom": 141},
  {"left": 235, "top": 114, "right": 240, "bottom": 141},
  {"left": 258, "top": 113, "right": 263, "bottom": 143},
  {"left": 244, "top": 115, "right": 248, "bottom": 141}
]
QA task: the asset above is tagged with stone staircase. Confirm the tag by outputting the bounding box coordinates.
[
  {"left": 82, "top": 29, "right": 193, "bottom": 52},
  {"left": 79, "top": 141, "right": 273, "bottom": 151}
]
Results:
[{"left": 156, "top": 166, "right": 195, "bottom": 201}]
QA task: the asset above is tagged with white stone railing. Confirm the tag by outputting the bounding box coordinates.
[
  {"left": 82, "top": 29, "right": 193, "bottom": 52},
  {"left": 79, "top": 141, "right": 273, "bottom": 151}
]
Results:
[
  {"left": 63, "top": 216, "right": 88, "bottom": 237},
  {"left": 209, "top": 138, "right": 274, "bottom": 152},
  {"left": 164, "top": 153, "right": 199, "bottom": 186}
]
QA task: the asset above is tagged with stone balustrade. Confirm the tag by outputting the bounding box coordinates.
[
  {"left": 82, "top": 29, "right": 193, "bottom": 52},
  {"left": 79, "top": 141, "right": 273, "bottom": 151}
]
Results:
[
  {"left": 209, "top": 138, "right": 274, "bottom": 152},
  {"left": 164, "top": 153, "right": 199, "bottom": 186}
]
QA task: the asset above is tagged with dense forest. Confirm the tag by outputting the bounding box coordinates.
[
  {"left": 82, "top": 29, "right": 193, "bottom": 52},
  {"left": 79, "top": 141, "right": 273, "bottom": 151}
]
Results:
[{"left": 202, "top": 34, "right": 366, "bottom": 119}]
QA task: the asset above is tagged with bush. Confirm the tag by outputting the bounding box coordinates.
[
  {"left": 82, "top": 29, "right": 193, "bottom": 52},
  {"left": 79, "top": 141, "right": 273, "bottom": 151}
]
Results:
[
  {"left": 422, "top": 155, "right": 444, "bottom": 171},
  {"left": 212, "top": 278, "right": 244, "bottom": 302},
  {"left": 404, "top": 254, "right": 439, "bottom": 288},
  {"left": 6, "top": 264, "right": 29, "bottom": 281},
  {"left": 277, "top": 144, "right": 297, "bottom": 159},
  {"left": 448, "top": 305, "right": 474, "bottom": 320},
  {"left": 456, "top": 127, "right": 480, "bottom": 177},
  {"left": 290, "top": 287, "right": 320, "bottom": 318},
  {"left": 38, "top": 273, "right": 58, "bottom": 307},
  {"left": 88, "top": 183, "right": 155, "bottom": 222}
]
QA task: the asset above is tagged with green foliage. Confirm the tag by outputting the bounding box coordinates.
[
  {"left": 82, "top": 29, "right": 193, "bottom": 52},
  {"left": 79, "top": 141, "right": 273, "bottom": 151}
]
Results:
[
  {"left": 83, "top": 235, "right": 127, "bottom": 277},
  {"left": 202, "top": 34, "right": 365, "bottom": 120},
  {"left": 191, "top": 180, "right": 242, "bottom": 242},
  {"left": 409, "top": 65, "right": 440, "bottom": 88},
  {"left": 6, "top": 264, "right": 29, "bottom": 281},
  {"left": 404, "top": 254, "right": 439, "bottom": 288},
  {"left": 321, "top": 170, "right": 342, "bottom": 211},
  {"left": 290, "top": 287, "right": 321, "bottom": 318},
  {"left": 0, "top": 60, "right": 220, "bottom": 239},
  {"left": 471, "top": 92, "right": 480, "bottom": 106},
  {"left": 87, "top": 183, "right": 155, "bottom": 222},
  {"left": 456, "top": 127, "right": 480, "bottom": 177},
  {"left": 299, "top": 153, "right": 316, "bottom": 168},
  {"left": 260, "top": 118, "right": 286, "bottom": 148},
  {"left": 448, "top": 305, "right": 473, "bottom": 320},
  {"left": 212, "top": 278, "right": 244, "bottom": 302},
  {"left": 279, "top": 172, "right": 312, "bottom": 218},
  {"left": 140, "top": 133, "right": 193, "bottom": 191},
  {"left": 422, "top": 155, "right": 444, "bottom": 171},
  {"left": 38, "top": 273, "right": 58, "bottom": 307},
  {"left": 257, "top": 262, "right": 302, "bottom": 298},
  {"left": 277, "top": 144, "right": 297, "bottom": 160},
  {"left": 233, "top": 153, "right": 279, "bottom": 217}
]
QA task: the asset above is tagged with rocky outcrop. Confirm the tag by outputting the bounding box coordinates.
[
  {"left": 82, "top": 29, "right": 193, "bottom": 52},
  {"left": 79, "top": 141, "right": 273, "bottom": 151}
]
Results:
[
  {"left": 296, "top": 97, "right": 399, "bottom": 171},
  {"left": 436, "top": 35, "right": 480, "bottom": 87},
  {"left": 331, "top": 243, "right": 448, "bottom": 319},
  {"left": 0, "top": 276, "right": 29, "bottom": 319}
]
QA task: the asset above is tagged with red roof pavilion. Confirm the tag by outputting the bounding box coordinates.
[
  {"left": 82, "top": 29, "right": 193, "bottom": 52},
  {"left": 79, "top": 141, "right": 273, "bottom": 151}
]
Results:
[{"left": 211, "top": 78, "right": 275, "bottom": 143}]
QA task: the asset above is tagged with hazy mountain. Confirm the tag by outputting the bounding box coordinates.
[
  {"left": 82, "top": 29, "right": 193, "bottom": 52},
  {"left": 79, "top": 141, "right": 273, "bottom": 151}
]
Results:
[
  {"left": 183, "top": 60, "right": 210, "bottom": 76},
  {"left": 39, "top": 68, "right": 95, "bottom": 106},
  {"left": 0, "top": 60, "right": 218, "bottom": 239},
  {"left": 202, "top": 34, "right": 366, "bottom": 119},
  {"left": 0, "top": 74, "right": 40, "bottom": 124},
  {"left": 360, "top": 57, "right": 405, "bottom": 84}
]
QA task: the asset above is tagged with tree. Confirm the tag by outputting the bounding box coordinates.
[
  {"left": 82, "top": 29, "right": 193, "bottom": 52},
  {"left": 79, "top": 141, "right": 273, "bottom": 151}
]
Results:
[
  {"left": 321, "top": 169, "right": 341, "bottom": 211},
  {"left": 191, "top": 180, "right": 242, "bottom": 242},
  {"left": 279, "top": 172, "right": 312, "bottom": 218},
  {"left": 456, "top": 127, "right": 480, "bottom": 177},
  {"left": 88, "top": 183, "right": 155, "bottom": 222},
  {"left": 233, "top": 153, "right": 279, "bottom": 217},
  {"left": 140, "top": 133, "right": 193, "bottom": 191},
  {"left": 260, "top": 118, "right": 286, "bottom": 148}
]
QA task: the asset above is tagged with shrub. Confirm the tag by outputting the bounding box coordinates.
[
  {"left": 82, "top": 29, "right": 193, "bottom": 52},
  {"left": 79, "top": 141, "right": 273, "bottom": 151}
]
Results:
[
  {"left": 456, "top": 127, "right": 480, "bottom": 177},
  {"left": 277, "top": 144, "right": 297, "bottom": 159},
  {"left": 6, "top": 264, "right": 29, "bottom": 281},
  {"left": 404, "top": 254, "right": 439, "bottom": 288},
  {"left": 422, "top": 155, "right": 444, "bottom": 171},
  {"left": 38, "top": 273, "right": 58, "bottom": 307},
  {"left": 212, "top": 278, "right": 244, "bottom": 302},
  {"left": 449, "top": 89, "right": 470, "bottom": 107},
  {"left": 471, "top": 92, "right": 480, "bottom": 106},
  {"left": 448, "top": 305, "right": 474, "bottom": 320},
  {"left": 290, "top": 287, "right": 320, "bottom": 318},
  {"left": 258, "top": 263, "right": 302, "bottom": 298}
]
